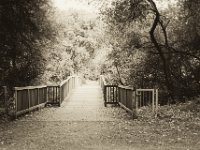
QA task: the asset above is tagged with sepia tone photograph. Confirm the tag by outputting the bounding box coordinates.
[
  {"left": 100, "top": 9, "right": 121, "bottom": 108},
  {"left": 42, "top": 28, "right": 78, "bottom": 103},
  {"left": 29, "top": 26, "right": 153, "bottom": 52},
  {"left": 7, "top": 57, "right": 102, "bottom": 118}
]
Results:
[{"left": 0, "top": 0, "right": 200, "bottom": 149}]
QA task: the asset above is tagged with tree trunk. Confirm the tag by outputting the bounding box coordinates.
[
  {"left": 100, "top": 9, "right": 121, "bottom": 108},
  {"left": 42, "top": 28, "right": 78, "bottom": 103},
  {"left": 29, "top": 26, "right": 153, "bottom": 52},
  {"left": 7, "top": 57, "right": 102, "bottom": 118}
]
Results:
[{"left": 147, "top": 0, "right": 174, "bottom": 101}]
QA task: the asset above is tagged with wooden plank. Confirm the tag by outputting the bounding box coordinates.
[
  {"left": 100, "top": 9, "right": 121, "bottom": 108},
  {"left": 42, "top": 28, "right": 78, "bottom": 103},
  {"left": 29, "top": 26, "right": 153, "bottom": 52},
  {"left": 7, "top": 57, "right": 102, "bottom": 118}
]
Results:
[
  {"left": 152, "top": 90, "right": 155, "bottom": 113},
  {"left": 108, "top": 87, "right": 110, "bottom": 102},
  {"left": 125, "top": 89, "right": 127, "bottom": 108},
  {"left": 105, "top": 102, "right": 118, "bottom": 105},
  {"left": 119, "top": 102, "right": 134, "bottom": 115},
  {"left": 104, "top": 86, "right": 106, "bottom": 106},
  {"left": 14, "top": 85, "right": 47, "bottom": 91},
  {"left": 99, "top": 75, "right": 107, "bottom": 86},
  {"left": 104, "top": 85, "right": 118, "bottom": 87},
  {"left": 16, "top": 103, "right": 46, "bottom": 117},
  {"left": 46, "top": 101, "right": 60, "bottom": 105},
  {"left": 136, "top": 89, "right": 154, "bottom": 92},
  {"left": 53, "top": 87, "right": 55, "bottom": 103},
  {"left": 116, "top": 87, "right": 119, "bottom": 102},
  {"left": 14, "top": 89, "right": 17, "bottom": 119},
  {"left": 28, "top": 89, "right": 30, "bottom": 113},
  {"left": 55, "top": 87, "right": 57, "bottom": 102},
  {"left": 112, "top": 87, "right": 114, "bottom": 102},
  {"left": 59, "top": 76, "right": 76, "bottom": 87},
  {"left": 155, "top": 89, "right": 158, "bottom": 117},
  {"left": 37, "top": 88, "right": 39, "bottom": 105},
  {"left": 59, "top": 86, "right": 61, "bottom": 106},
  {"left": 118, "top": 85, "right": 134, "bottom": 90},
  {"left": 46, "top": 87, "right": 48, "bottom": 103},
  {"left": 49, "top": 84, "right": 59, "bottom": 87},
  {"left": 118, "top": 87, "right": 121, "bottom": 103}
]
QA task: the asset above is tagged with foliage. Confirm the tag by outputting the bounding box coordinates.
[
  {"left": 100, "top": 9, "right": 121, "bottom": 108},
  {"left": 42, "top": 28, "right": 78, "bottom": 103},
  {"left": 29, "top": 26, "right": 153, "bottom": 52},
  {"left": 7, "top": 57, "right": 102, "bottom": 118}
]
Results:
[
  {"left": 1, "top": 0, "right": 200, "bottom": 104},
  {"left": 101, "top": 0, "right": 200, "bottom": 103},
  {"left": 39, "top": 8, "right": 106, "bottom": 83},
  {"left": 0, "top": 0, "right": 56, "bottom": 87},
  {"left": 0, "top": 0, "right": 106, "bottom": 87}
]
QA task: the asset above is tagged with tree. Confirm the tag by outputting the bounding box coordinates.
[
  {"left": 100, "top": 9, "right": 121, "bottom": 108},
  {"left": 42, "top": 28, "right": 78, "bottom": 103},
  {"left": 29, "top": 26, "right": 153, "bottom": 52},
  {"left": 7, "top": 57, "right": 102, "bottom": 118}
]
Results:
[
  {"left": 101, "top": 0, "right": 200, "bottom": 103},
  {"left": 0, "top": 0, "right": 55, "bottom": 87}
]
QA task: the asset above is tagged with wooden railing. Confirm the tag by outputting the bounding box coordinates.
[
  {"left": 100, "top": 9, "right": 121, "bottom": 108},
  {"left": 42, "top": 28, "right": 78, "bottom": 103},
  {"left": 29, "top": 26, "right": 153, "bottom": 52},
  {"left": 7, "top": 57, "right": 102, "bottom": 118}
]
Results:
[
  {"left": 47, "top": 85, "right": 60, "bottom": 106},
  {"left": 99, "top": 75, "right": 106, "bottom": 91},
  {"left": 99, "top": 75, "right": 118, "bottom": 106},
  {"left": 136, "top": 89, "right": 158, "bottom": 114},
  {"left": 58, "top": 75, "right": 82, "bottom": 105},
  {"left": 13, "top": 75, "right": 82, "bottom": 118},
  {"left": 99, "top": 75, "right": 158, "bottom": 117},
  {"left": 14, "top": 85, "right": 47, "bottom": 118},
  {"left": 118, "top": 85, "right": 135, "bottom": 114}
]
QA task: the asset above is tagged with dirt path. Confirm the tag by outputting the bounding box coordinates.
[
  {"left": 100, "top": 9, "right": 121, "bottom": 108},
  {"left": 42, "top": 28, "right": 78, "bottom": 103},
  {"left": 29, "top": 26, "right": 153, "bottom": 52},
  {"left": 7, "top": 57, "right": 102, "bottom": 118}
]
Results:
[{"left": 0, "top": 81, "right": 199, "bottom": 150}]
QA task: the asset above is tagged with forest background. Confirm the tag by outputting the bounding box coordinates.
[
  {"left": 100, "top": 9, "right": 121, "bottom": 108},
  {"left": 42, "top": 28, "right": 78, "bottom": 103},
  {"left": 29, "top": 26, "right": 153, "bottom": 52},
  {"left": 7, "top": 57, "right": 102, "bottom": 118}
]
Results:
[{"left": 0, "top": 0, "right": 200, "bottom": 105}]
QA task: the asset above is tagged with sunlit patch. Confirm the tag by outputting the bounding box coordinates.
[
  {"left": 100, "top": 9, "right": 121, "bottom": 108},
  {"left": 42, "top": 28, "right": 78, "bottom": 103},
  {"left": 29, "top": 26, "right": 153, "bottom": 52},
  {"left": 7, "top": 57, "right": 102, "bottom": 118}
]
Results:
[
  {"left": 53, "top": 0, "right": 66, "bottom": 10},
  {"left": 52, "top": 0, "right": 97, "bottom": 12},
  {"left": 155, "top": 0, "right": 178, "bottom": 10}
]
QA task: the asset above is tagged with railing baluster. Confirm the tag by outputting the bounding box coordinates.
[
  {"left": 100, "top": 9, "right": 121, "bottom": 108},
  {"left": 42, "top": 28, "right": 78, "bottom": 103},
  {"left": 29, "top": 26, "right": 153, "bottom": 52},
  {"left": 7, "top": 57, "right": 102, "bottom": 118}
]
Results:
[
  {"left": 28, "top": 89, "right": 30, "bottom": 113},
  {"left": 14, "top": 89, "right": 17, "bottom": 119},
  {"left": 152, "top": 89, "right": 155, "bottom": 113},
  {"left": 56, "top": 86, "right": 58, "bottom": 103},
  {"left": 113, "top": 87, "right": 114, "bottom": 103},
  {"left": 37, "top": 88, "right": 39, "bottom": 105}
]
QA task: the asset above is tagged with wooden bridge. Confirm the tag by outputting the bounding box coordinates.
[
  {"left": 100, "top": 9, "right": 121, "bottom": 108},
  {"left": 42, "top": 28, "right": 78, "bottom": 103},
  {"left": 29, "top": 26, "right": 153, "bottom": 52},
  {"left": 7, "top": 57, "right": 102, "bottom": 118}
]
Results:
[
  {"left": 0, "top": 76, "right": 160, "bottom": 149},
  {"left": 4, "top": 75, "right": 159, "bottom": 119}
]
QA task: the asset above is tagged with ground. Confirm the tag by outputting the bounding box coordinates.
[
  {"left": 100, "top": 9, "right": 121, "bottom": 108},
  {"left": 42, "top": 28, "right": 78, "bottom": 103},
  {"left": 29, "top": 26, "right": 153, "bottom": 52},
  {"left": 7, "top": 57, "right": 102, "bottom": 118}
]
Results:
[{"left": 0, "top": 81, "right": 200, "bottom": 150}]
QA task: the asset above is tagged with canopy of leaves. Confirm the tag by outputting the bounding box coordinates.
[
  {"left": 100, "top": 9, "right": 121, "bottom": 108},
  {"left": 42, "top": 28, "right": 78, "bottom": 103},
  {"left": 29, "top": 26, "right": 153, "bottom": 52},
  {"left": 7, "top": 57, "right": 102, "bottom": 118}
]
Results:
[
  {"left": 0, "top": 0, "right": 56, "bottom": 87},
  {"left": 101, "top": 0, "right": 200, "bottom": 103}
]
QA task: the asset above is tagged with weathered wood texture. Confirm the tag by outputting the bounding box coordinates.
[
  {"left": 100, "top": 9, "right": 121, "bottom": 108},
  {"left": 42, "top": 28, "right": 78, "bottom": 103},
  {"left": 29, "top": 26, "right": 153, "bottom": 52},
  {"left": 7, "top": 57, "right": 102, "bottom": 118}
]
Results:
[
  {"left": 13, "top": 75, "right": 82, "bottom": 118},
  {"left": 99, "top": 75, "right": 118, "bottom": 106},
  {"left": 0, "top": 86, "right": 8, "bottom": 113},
  {"left": 99, "top": 75, "right": 159, "bottom": 117}
]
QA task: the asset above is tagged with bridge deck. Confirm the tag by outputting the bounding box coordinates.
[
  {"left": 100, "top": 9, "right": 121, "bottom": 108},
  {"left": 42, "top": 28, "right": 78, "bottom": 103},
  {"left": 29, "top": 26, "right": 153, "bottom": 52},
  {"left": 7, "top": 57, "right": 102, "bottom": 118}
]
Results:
[
  {"left": 22, "top": 81, "right": 121, "bottom": 122},
  {"left": 0, "top": 81, "right": 193, "bottom": 150},
  {"left": 0, "top": 81, "right": 137, "bottom": 150}
]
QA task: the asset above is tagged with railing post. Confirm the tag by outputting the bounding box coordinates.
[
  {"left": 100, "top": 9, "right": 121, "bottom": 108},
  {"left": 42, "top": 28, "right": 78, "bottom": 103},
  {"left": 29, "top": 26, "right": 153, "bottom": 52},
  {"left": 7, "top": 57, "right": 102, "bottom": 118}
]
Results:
[
  {"left": 125, "top": 89, "right": 127, "bottom": 107},
  {"left": 37, "top": 88, "right": 39, "bottom": 105},
  {"left": 155, "top": 89, "right": 158, "bottom": 117},
  {"left": 104, "top": 86, "right": 106, "bottom": 107},
  {"left": 59, "top": 86, "right": 61, "bottom": 107},
  {"left": 3, "top": 86, "right": 8, "bottom": 114},
  {"left": 28, "top": 89, "right": 30, "bottom": 113},
  {"left": 118, "top": 87, "right": 120, "bottom": 103},
  {"left": 132, "top": 90, "right": 137, "bottom": 118},
  {"left": 14, "top": 88, "right": 17, "bottom": 119},
  {"left": 152, "top": 89, "right": 155, "bottom": 114},
  {"left": 135, "top": 90, "right": 139, "bottom": 116},
  {"left": 46, "top": 86, "right": 48, "bottom": 104}
]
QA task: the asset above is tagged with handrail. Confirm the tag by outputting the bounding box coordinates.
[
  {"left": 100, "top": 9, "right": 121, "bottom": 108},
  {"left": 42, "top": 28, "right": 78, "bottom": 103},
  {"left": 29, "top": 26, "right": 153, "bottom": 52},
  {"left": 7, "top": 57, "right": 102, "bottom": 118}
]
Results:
[
  {"left": 118, "top": 85, "right": 134, "bottom": 90},
  {"left": 47, "top": 84, "right": 59, "bottom": 87},
  {"left": 99, "top": 75, "right": 107, "bottom": 83},
  {"left": 13, "top": 75, "right": 82, "bottom": 118},
  {"left": 59, "top": 75, "right": 76, "bottom": 87},
  {"left": 136, "top": 89, "right": 155, "bottom": 91},
  {"left": 14, "top": 85, "right": 47, "bottom": 91},
  {"left": 99, "top": 75, "right": 159, "bottom": 118}
]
